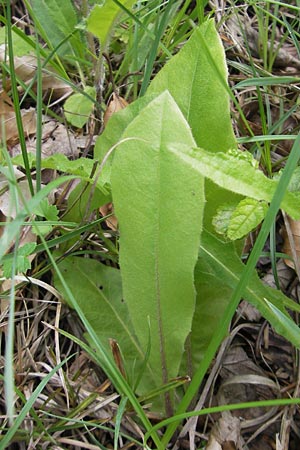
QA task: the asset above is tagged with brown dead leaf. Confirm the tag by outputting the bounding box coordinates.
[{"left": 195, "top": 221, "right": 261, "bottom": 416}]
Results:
[
  {"left": 99, "top": 202, "right": 118, "bottom": 231},
  {"left": 0, "top": 167, "right": 34, "bottom": 218},
  {"left": 0, "top": 90, "right": 37, "bottom": 145},
  {"left": 282, "top": 214, "right": 300, "bottom": 271},
  {"left": 10, "top": 119, "right": 79, "bottom": 160},
  {"left": 109, "top": 338, "right": 127, "bottom": 379},
  {"left": 206, "top": 416, "right": 240, "bottom": 450},
  {"left": 218, "top": 345, "right": 280, "bottom": 431},
  {"left": 103, "top": 93, "right": 128, "bottom": 127},
  {"left": 0, "top": 46, "right": 72, "bottom": 100}
]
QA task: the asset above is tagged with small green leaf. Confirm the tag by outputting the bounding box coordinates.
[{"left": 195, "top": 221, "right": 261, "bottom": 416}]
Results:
[
  {"left": 33, "top": 198, "right": 58, "bottom": 221},
  {"left": 11, "top": 153, "right": 109, "bottom": 195},
  {"left": 227, "top": 198, "right": 268, "bottom": 240},
  {"left": 2, "top": 243, "right": 36, "bottom": 277},
  {"left": 0, "top": 27, "right": 34, "bottom": 56},
  {"left": 18, "top": 242, "right": 36, "bottom": 256},
  {"left": 213, "top": 199, "right": 268, "bottom": 240},
  {"left": 212, "top": 204, "right": 235, "bottom": 236},
  {"left": 64, "top": 86, "right": 96, "bottom": 128}
]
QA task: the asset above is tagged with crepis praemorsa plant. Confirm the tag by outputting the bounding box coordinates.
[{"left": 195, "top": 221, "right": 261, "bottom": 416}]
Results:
[{"left": 55, "top": 19, "right": 300, "bottom": 416}]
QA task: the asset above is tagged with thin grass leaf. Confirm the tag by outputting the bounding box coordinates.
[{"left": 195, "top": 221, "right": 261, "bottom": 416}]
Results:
[
  {"left": 0, "top": 355, "right": 74, "bottom": 448},
  {"left": 235, "top": 76, "right": 300, "bottom": 88},
  {"left": 34, "top": 22, "right": 42, "bottom": 192},
  {"left": 238, "top": 134, "right": 298, "bottom": 143},
  {"left": 114, "top": 396, "right": 128, "bottom": 450},
  {"left": 4, "top": 2, "right": 34, "bottom": 195},
  {"left": 146, "top": 397, "right": 300, "bottom": 444},
  {"left": 139, "top": 1, "right": 177, "bottom": 96},
  {"left": 4, "top": 239, "right": 18, "bottom": 424}
]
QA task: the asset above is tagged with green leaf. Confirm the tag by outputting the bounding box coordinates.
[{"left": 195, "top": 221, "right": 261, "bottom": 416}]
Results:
[
  {"left": 263, "top": 299, "right": 300, "bottom": 346},
  {"left": 212, "top": 199, "right": 268, "bottom": 241},
  {"left": 53, "top": 256, "right": 151, "bottom": 386},
  {"left": 191, "top": 230, "right": 300, "bottom": 368},
  {"left": 12, "top": 153, "right": 109, "bottom": 195},
  {"left": 212, "top": 204, "right": 236, "bottom": 236},
  {"left": 94, "top": 20, "right": 235, "bottom": 179},
  {"left": 227, "top": 198, "right": 268, "bottom": 240},
  {"left": 169, "top": 146, "right": 300, "bottom": 219},
  {"left": 148, "top": 19, "right": 236, "bottom": 152},
  {"left": 64, "top": 86, "right": 96, "bottom": 128},
  {"left": 2, "top": 243, "right": 36, "bottom": 278},
  {"left": 28, "top": 0, "right": 82, "bottom": 58},
  {"left": 87, "top": 0, "right": 135, "bottom": 49},
  {"left": 235, "top": 76, "right": 300, "bottom": 89},
  {"left": 111, "top": 91, "right": 204, "bottom": 409},
  {"left": 33, "top": 198, "right": 58, "bottom": 221},
  {"left": 0, "top": 27, "right": 34, "bottom": 56}
]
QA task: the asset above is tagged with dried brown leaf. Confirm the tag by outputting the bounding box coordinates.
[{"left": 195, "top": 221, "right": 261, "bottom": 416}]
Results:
[
  {"left": 282, "top": 215, "right": 300, "bottom": 270},
  {"left": 0, "top": 46, "right": 72, "bottom": 100},
  {"left": 103, "top": 92, "right": 128, "bottom": 127},
  {"left": 99, "top": 202, "right": 118, "bottom": 231},
  {"left": 0, "top": 90, "right": 37, "bottom": 145},
  {"left": 206, "top": 416, "right": 240, "bottom": 450}
]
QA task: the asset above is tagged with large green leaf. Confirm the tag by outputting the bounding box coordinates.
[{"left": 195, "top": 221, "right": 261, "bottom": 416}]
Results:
[
  {"left": 148, "top": 19, "right": 236, "bottom": 152},
  {"left": 111, "top": 91, "right": 204, "bottom": 410},
  {"left": 169, "top": 146, "right": 300, "bottom": 220},
  {"left": 28, "top": 0, "right": 83, "bottom": 59},
  {"left": 94, "top": 20, "right": 235, "bottom": 172},
  {"left": 147, "top": 19, "right": 238, "bottom": 236},
  {"left": 191, "top": 230, "right": 300, "bottom": 369},
  {"left": 53, "top": 256, "right": 154, "bottom": 386}
]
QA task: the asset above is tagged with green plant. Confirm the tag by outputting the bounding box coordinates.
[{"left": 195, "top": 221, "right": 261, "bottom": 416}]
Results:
[
  {"left": 52, "top": 17, "right": 300, "bottom": 422},
  {"left": 2, "top": 1, "right": 300, "bottom": 448}
]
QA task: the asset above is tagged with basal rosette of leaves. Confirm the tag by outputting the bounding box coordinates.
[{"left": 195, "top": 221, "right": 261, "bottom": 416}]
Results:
[{"left": 54, "top": 19, "right": 300, "bottom": 416}]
